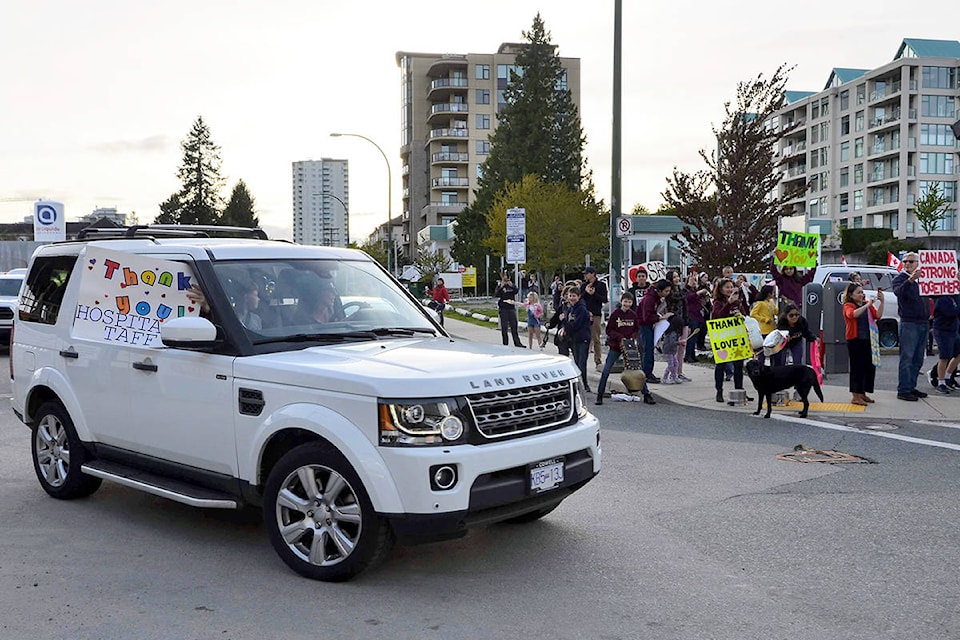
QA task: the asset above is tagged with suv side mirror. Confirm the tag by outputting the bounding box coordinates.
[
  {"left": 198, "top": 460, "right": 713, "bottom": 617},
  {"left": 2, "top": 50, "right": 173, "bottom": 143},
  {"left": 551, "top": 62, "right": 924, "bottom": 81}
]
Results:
[{"left": 161, "top": 316, "right": 220, "bottom": 349}]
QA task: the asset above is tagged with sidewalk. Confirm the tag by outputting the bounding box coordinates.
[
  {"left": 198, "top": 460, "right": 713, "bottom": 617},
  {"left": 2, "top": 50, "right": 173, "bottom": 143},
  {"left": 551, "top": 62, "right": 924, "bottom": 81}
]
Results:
[{"left": 441, "top": 311, "right": 956, "bottom": 422}]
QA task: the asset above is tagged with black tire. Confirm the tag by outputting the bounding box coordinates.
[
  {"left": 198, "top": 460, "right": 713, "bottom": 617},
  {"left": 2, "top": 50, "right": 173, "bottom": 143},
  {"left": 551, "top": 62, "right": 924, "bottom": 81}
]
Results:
[
  {"left": 502, "top": 504, "right": 559, "bottom": 524},
  {"left": 31, "top": 401, "right": 102, "bottom": 499},
  {"left": 263, "top": 442, "right": 394, "bottom": 581}
]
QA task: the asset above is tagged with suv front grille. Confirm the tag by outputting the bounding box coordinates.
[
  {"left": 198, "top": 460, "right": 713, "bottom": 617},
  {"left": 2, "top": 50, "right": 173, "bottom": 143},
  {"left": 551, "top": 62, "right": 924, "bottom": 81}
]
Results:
[{"left": 467, "top": 381, "right": 574, "bottom": 439}]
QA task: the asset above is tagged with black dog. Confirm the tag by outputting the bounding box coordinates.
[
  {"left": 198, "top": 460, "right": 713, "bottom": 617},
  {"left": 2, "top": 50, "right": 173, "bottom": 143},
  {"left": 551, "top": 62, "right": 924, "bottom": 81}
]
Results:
[{"left": 744, "top": 359, "right": 824, "bottom": 418}]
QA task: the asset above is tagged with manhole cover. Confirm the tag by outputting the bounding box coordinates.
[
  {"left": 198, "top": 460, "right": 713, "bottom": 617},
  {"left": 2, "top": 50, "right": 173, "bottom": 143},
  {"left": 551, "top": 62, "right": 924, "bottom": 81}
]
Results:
[
  {"left": 847, "top": 422, "right": 899, "bottom": 431},
  {"left": 776, "top": 449, "right": 867, "bottom": 463}
]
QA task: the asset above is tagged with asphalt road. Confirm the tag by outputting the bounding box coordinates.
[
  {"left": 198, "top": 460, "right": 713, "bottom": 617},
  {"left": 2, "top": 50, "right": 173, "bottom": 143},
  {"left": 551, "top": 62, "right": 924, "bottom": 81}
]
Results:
[{"left": 2, "top": 351, "right": 960, "bottom": 640}]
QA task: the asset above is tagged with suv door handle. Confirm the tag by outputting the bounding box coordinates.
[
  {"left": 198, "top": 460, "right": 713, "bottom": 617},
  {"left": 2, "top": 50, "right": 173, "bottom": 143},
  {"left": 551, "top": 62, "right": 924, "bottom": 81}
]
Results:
[
  {"left": 59, "top": 350, "right": 79, "bottom": 359},
  {"left": 132, "top": 361, "right": 158, "bottom": 372}
]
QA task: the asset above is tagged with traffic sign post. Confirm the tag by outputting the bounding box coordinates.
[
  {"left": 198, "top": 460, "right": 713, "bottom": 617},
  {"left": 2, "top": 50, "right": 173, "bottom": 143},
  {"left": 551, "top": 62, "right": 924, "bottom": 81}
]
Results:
[{"left": 506, "top": 208, "right": 527, "bottom": 267}]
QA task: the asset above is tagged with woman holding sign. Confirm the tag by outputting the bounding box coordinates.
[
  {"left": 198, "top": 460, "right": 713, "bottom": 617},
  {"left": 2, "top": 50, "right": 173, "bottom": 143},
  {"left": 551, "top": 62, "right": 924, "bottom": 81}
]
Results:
[
  {"left": 770, "top": 258, "right": 816, "bottom": 309},
  {"left": 711, "top": 278, "right": 751, "bottom": 403},
  {"left": 842, "top": 283, "right": 884, "bottom": 405}
]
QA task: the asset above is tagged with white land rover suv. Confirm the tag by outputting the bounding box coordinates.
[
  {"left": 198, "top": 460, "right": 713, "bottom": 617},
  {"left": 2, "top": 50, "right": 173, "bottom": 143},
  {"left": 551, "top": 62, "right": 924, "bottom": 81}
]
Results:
[{"left": 11, "top": 226, "right": 600, "bottom": 581}]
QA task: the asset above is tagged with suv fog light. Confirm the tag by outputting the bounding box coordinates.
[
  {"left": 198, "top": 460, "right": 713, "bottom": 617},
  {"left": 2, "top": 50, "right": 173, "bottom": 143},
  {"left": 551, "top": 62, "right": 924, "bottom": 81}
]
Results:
[
  {"left": 439, "top": 416, "right": 463, "bottom": 441},
  {"left": 430, "top": 465, "right": 458, "bottom": 491}
]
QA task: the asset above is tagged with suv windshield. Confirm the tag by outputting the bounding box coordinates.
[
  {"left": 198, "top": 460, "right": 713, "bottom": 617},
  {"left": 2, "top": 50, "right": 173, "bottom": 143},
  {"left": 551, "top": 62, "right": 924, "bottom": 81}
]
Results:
[
  {"left": 0, "top": 277, "right": 23, "bottom": 297},
  {"left": 211, "top": 259, "right": 438, "bottom": 341}
]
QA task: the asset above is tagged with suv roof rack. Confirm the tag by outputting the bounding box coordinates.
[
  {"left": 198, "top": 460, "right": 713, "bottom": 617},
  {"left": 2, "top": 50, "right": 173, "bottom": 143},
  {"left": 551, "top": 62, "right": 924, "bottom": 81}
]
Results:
[{"left": 76, "top": 224, "right": 269, "bottom": 241}]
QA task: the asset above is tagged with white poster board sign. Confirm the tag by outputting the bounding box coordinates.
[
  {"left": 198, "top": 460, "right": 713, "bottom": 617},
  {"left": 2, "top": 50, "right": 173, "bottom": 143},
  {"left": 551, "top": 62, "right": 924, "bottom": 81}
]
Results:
[
  {"left": 641, "top": 261, "right": 667, "bottom": 282},
  {"left": 506, "top": 207, "right": 526, "bottom": 264},
  {"left": 73, "top": 247, "right": 199, "bottom": 347},
  {"left": 919, "top": 250, "right": 960, "bottom": 296}
]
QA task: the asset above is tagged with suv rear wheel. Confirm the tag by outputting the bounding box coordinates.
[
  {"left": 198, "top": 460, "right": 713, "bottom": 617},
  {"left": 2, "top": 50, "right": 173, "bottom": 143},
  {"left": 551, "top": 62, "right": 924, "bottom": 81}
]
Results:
[
  {"left": 263, "top": 442, "right": 394, "bottom": 581},
  {"left": 31, "top": 401, "right": 102, "bottom": 499}
]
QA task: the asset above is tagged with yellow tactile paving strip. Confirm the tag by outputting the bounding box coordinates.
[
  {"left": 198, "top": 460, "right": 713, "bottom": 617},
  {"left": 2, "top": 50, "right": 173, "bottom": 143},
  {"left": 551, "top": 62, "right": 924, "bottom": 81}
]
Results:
[{"left": 771, "top": 401, "right": 866, "bottom": 413}]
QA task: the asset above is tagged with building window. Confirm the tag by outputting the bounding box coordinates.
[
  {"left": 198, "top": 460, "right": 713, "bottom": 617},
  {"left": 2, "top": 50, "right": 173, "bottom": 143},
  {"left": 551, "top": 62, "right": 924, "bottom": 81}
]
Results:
[
  {"left": 920, "top": 181, "right": 958, "bottom": 201},
  {"left": 476, "top": 89, "right": 490, "bottom": 104},
  {"left": 476, "top": 140, "right": 490, "bottom": 155},
  {"left": 809, "top": 198, "right": 820, "bottom": 217},
  {"left": 854, "top": 137, "right": 864, "bottom": 158},
  {"left": 476, "top": 114, "right": 490, "bottom": 129},
  {"left": 475, "top": 64, "right": 490, "bottom": 80},
  {"left": 810, "top": 125, "right": 820, "bottom": 144},
  {"left": 821, "top": 97, "right": 830, "bottom": 118},
  {"left": 840, "top": 115, "right": 850, "bottom": 136},
  {"left": 921, "top": 95, "right": 956, "bottom": 118},
  {"left": 853, "top": 216, "right": 863, "bottom": 229},
  {"left": 840, "top": 167, "right": 849, "bottom": 187},
  {"left": 855, "top": 111, "right": 864, "bottom": 132},
  {"left": 840, "top": 193, "right": 849, "bottom": 212},
  {"left": 853, "top": 190, "right": 863, "bottom": 210},
  {"left": 856, "top": 84, "right": 865, "bottom": 105},
  {"left": 476, "top": 164, "right": 483, "bottom": 179},
  {"left": 920, "top": 152, "right": 955, "bottom": 174},
  {"left": 811, "top": 102, "right": 820, "bottom": 120},
  {"left": 840, "top": 141, "right": 850, "bottom": 162},
  {"left": 922, "top": 66, "right": 956, "bottom": 89},
  {"left": 440, "top": 192, "right": 458, "bottom": 205},
  {"left": 840, "top": 90, "right": 850, "bottom": 111},
  {"left": 920, "top": 124, "right": 956, "bottom": 146}
]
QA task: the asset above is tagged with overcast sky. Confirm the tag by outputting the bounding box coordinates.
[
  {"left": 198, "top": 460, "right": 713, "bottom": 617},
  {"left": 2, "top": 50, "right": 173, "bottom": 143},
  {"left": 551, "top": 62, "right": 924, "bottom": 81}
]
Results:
[{"left": 2, "top": 1, "right": 957, "bottom": 241}]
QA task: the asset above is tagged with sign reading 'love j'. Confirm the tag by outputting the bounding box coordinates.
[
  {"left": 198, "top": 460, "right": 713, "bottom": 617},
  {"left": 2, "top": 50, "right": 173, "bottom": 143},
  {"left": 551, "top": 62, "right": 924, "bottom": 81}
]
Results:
[
  {"left": 706, "top": 316, "right": 753, "bottom": 363},
  {"left": 774, "top": 231, "right": 819, "bottom": 268}
]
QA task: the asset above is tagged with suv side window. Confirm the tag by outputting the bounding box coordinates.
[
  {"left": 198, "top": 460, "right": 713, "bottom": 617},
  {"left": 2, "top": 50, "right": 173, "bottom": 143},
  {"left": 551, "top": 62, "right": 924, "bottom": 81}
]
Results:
[{"left": 19, "top": 255, "right": 78, "bottom": 325}]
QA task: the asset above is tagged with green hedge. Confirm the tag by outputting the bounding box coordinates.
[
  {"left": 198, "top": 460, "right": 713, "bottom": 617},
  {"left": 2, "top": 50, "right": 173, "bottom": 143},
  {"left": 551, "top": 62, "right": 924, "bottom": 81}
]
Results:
[
  {"left": 864, "top": 239, "right": 924, "bottom": 265},
  {"left": 841, "top": 228, "right": 893, "bottom": 254}
]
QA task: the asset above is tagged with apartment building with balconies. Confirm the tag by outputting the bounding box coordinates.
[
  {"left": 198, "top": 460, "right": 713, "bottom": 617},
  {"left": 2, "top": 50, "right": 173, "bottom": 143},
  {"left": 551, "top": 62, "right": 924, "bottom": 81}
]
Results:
[
  {"left": 292, "top": 159, "right": 349, "bottom": 247},
  {"left": 775, "top": 38, "right": 960, "bottom": 239},
  {"left": 396, "top": 43, "right": 580, "bottom": 263}
]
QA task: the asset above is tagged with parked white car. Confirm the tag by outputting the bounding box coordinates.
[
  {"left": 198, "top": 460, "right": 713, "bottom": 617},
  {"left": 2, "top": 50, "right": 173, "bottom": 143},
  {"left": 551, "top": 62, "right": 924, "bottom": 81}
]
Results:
[
  {"left": 813, "top": 264, "right": 901, "bottom": 348},
  {"left": 0, "top": 271, "right": 25, "bottom": 344}
]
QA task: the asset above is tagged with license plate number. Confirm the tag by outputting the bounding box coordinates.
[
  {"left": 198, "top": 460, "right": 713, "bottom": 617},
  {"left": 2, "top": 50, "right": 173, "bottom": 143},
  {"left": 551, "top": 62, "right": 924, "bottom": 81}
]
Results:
[{"left": 529, "top": 458, "right": 564, "bottom": 493}]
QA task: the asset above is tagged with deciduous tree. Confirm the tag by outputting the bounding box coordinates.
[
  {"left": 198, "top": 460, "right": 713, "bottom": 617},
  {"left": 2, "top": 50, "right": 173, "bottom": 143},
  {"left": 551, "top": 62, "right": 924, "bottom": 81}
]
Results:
[
  {"left": 662, "top": 65, "right": 803, "bottom": 273},
  {"left": 914, "top": 182, "right": 950, "bottom": 236}
]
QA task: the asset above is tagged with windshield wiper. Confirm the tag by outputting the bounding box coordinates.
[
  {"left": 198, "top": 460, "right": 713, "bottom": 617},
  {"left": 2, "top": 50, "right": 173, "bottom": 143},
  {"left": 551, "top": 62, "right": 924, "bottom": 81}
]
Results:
[
  {"left": 368, "top": 327, "right": 438, "bottom": 336},
  {"left": 254, "top": 331, "right": 380, "bottom": 345}
]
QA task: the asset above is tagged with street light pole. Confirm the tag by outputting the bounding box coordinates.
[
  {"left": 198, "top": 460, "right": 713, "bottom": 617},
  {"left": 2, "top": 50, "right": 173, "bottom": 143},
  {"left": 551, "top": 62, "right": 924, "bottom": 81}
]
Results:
[
  {"left": 322, "top": 191, "right": 348, "bottom": 246},
  {"left": 330, "top": 132, "right": 393, "bottom": 273}
]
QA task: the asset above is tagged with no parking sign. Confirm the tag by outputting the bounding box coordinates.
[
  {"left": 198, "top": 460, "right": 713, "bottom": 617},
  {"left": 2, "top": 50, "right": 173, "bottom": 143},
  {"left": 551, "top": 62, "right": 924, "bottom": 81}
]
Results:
[{"left": 34, "top": 200, "right": 66, "bottom": 242}]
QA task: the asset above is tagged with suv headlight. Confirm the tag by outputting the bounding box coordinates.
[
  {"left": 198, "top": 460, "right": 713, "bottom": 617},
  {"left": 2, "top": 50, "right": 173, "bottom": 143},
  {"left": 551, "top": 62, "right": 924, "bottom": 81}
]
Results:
[
  {"left": 378, "top": 398, "right": 472, "bottom": 446},
  {"left": 574, "top": 381, "right": 588, "bottom": 419}
]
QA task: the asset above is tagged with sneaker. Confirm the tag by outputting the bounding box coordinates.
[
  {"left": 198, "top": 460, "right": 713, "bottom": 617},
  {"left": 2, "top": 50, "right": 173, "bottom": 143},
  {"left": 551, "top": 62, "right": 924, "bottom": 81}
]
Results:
[
  {"left": 662, "top": 377, "right": 677, "bottom": 385},
  {"left": 678, "top": 374, "right": 692, "bottom": 382},
  {"left": 595, "top": 396, "right": 603, "bottom": 406},
  {"left": 643, "top": 394, "right": 656, "bottom": 405},
  {"left": 646, "top": 375, "right": 661, "bottom": 384},
  {"left": 937, "top": 384, "right": 951, "bottom": 395},
  {"left": 595, "top": 363, "right": 603, "bottom": 371},
  {"left": 947, "top": 378, "right": 959, "bottom": 390},
  {"left": 724, "top": 374, "right": 733, "bottom": 382},
  {"left": 911, "top": 389, "right": 928, "bottom": 398},
  {"left": 897, "top": 392, "right": 919, "bottom": 402}
]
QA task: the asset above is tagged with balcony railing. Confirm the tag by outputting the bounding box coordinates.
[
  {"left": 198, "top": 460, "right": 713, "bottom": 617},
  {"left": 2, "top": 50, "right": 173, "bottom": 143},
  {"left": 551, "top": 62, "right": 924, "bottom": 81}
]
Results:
[
  {"left": 428, "top": 128, "right": 470, "bottom": 139},
  {"left": 431, "top": 177, "right": 469, "bottom": 187},
  {"left": 869, "top": 81, "right": 901, "bottom": 102},
  {"left": 429, "top": 202, "right": 467, "bottom": 210},
  {"left": 431, "top": 103, "right": 469, "bottom": 115},
  {"left": 431, "top": 152, "right": 469, "bottom": 163},
  {"left": 786, "top": 165, "right": 807, "bottom": 177},
  {"left": 430, "top": 77, "right": 468, "bottom": 90}
]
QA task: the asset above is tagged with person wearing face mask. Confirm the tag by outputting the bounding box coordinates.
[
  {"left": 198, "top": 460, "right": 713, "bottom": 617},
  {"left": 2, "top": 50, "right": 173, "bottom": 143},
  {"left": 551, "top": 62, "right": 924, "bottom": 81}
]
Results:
[{"left": 892, "top": 252, "right": 930, "bottom": 401}]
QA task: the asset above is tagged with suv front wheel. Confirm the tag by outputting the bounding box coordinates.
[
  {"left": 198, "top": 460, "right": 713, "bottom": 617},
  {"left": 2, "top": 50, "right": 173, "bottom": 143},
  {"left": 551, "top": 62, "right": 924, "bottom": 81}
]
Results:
[
  {"left": 263, "top": 442, "right": 394, "bottom": 581},
  {"left": 31, "top": 401, "right": 102, "bottom": 499}
]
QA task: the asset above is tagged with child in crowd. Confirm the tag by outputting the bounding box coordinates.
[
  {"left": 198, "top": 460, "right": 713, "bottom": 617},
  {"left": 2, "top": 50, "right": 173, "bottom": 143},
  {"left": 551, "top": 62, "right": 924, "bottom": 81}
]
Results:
[
  {"left": 774, "top": 304, "right": 818, "bottom": 366},
  {"left": 596, "top": 292, "right": 655, "bottom": 405},
  {"left": 519, "top": 291, "right": 544, "bottom": 349}
]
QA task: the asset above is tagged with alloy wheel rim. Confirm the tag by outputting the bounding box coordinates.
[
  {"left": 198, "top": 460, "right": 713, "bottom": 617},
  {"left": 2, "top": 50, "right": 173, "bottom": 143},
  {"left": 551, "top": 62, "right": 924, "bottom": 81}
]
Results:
[
  {"left": 275, "top": 464, "right": 362, "bottom": 566},
  {"left": 35, "top": 415, "right": 70, "bottom": 488}
]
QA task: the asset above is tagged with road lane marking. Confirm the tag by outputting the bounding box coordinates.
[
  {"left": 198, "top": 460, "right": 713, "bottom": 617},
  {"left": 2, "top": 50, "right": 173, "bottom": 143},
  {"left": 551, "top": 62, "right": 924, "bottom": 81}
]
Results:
[{"left": 772, "top": 414, "right": 960, "bottom": 452}]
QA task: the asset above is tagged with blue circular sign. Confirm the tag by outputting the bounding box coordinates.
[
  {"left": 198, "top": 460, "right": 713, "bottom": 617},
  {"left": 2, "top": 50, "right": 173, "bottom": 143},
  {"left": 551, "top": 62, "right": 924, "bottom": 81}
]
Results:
[{"left": 37, "top": 205, "right": 58, "bottom": 226}]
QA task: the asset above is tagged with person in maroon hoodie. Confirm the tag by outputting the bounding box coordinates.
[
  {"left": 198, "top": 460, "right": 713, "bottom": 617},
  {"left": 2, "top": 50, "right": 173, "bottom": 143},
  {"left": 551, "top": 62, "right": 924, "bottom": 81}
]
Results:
[
  {"left": 638, "top": 280, "right": 673, "bottom": 383},
  {"left": 711, "top": 278, "right": 752, "bottom": 403},
  {"left": 596, "top": 292, "right": 655, "bottom": 406}
]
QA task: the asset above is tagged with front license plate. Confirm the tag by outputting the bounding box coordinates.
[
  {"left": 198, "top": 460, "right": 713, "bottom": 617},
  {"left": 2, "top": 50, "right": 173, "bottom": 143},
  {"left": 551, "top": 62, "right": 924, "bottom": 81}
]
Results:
[{"left": 529, "top": 457, "right": 565, "bottom": 493}]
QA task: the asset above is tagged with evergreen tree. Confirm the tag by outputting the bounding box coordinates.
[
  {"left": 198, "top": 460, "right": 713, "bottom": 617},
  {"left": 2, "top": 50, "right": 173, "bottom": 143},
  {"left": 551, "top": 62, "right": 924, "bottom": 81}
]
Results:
[
  {"left": 662, "top": 65, "right": 804, "bottom": 273},
  {"left": 221, "top": 179, "right": 259, "bottom": 227},
  {"left": 452, "top": 13, "right": 591, "bottom": 268},
  {"left": 156, "top": 116, "right": 225, "bottom": 225}
]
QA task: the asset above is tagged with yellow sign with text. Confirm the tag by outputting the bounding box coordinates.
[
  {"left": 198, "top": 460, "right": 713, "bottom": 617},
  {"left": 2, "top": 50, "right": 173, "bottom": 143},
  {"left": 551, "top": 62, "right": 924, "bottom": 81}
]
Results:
[
  {"left": 462, "top": 267, "right": 477, "bottom": 288},
  {"left": 706, "top": 316, "right": 753, "bottom": 363}
]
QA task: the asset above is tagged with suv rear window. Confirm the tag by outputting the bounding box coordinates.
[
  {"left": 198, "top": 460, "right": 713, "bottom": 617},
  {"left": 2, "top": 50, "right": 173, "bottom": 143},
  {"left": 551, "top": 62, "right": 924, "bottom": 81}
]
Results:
[
  {"left": 0, "top": 277, "right": 23, "bottom": 297},
  {"left": 19, "top": 256, "right": 78, "bottom": 325}
]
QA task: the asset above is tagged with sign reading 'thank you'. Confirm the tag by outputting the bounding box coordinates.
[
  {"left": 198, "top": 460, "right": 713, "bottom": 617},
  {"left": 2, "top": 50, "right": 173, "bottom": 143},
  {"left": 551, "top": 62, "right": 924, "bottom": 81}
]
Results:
[
  {"left": 774, "top": 231, "right": 819, "bottom": 268},
  {"left": 73, "top": 247, "right": 200, "bottom": 347}
]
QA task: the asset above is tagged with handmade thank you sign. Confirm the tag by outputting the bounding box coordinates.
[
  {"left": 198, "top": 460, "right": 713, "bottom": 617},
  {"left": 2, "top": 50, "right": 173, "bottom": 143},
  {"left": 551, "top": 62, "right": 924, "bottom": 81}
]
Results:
[
  {"left": 73, "top": 247, "right": 199, "bottom": 347},
  {"left": 774, "top": 231, "right": 819, "bottom": 268},
  {"left": 707, "top": 316, "right": 753, "bottom": 363}
]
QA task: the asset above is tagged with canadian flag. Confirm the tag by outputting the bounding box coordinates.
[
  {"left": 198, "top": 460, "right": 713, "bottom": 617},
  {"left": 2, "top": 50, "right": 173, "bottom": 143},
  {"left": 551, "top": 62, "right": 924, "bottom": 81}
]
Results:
[
  {"left": 887, "top": 252, "right": 903, "bottom": 272},
  {"left": 841, "top": 255, "right": 848, "bottom": 267}
]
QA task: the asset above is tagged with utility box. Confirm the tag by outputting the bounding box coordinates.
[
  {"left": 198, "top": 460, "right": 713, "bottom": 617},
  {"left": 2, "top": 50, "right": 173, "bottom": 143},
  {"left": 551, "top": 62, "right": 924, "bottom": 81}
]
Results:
[{"left": 820, "top": 281, "right": 849, "bottom": 374}]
